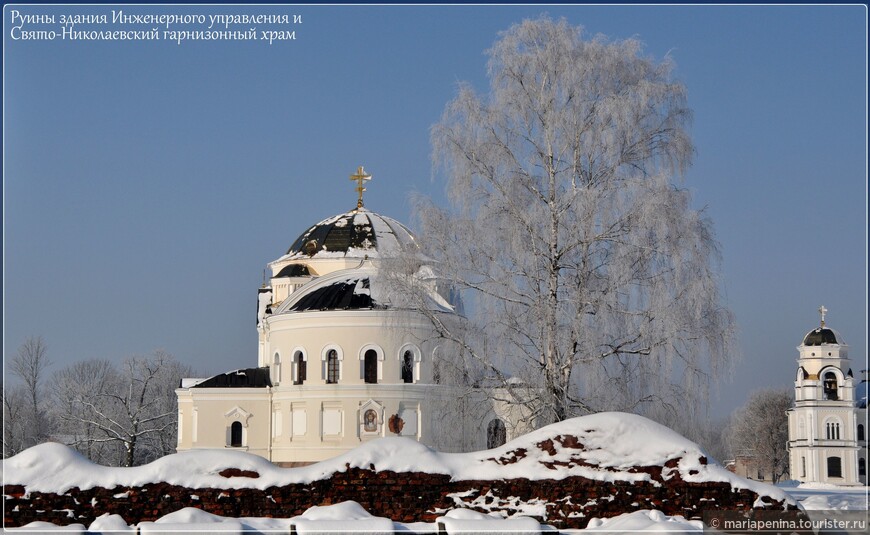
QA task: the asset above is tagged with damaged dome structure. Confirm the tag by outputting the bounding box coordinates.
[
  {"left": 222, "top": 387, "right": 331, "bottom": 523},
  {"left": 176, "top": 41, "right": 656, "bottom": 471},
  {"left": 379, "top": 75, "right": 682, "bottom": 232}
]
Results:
[
  {"left": 175, "top": 167, "right": 510, "bottom": 466},
  {"left": 283, "top": 209, "right": 418, "bottom": 259}
]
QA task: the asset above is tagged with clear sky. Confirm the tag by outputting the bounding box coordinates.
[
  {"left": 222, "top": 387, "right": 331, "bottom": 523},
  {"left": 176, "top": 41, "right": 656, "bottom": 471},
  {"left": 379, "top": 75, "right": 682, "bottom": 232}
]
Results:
[{"left": 3, "top": 4, "right": 866, "bottom": 419}]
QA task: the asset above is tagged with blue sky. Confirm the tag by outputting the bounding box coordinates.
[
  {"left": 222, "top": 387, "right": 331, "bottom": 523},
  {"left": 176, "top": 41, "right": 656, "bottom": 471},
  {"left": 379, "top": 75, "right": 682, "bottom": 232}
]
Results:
[{"left": 3, "top": 4, "right": 866, "bottom": 419}]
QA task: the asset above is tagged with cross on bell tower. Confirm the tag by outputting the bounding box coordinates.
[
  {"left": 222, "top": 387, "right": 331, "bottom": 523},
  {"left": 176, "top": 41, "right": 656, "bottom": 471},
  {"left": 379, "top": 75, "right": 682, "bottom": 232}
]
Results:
[
  {"left": 350, "top": 166, "right": 372, "bottom": 210},
  {"left": 819, "top": 305, "right": 828, "bottom": 327}
]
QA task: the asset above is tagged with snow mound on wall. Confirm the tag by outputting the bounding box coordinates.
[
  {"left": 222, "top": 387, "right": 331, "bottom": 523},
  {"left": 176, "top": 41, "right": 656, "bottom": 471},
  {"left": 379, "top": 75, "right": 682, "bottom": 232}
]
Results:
[
  {"left": 586, "top": 509, "right": 704, "bottom": 531},
  {"left": 1, "top": 412, "right": 795, "bottom": 507}
]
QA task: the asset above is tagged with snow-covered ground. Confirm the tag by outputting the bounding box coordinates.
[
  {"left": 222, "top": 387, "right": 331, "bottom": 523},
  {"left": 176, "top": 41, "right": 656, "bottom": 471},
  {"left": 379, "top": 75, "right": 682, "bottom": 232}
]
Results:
[
  {"left": 9, "top": 495, "right": 866, "bottom": 533},
  {"left": 5, "top": 501, "right": 708, "bottom": 533},
  {"left": 779, "top": 483, "right": 868, "bottom": 511}
]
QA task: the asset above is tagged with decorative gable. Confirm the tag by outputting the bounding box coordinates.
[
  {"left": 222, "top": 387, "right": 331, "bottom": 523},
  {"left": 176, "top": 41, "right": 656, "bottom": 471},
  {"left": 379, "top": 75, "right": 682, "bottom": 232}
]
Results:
[{"left": 224, "top": 406, "right": 253, "bottom": 427}]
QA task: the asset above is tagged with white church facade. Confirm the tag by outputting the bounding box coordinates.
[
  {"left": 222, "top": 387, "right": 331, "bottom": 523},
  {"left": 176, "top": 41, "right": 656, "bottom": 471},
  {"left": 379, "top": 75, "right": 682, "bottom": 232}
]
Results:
[
  {"left": 175, "top": 168, "right": 533, "bottom": 465},
  {"left": 787, "top": 307, "right": 867, "bottom": 485}
]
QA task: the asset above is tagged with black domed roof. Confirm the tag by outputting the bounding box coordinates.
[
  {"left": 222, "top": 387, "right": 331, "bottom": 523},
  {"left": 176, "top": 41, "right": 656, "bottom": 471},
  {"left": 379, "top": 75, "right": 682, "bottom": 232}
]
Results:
[
  {"left": 287, "top": 276, "right": 383, "bottom": 312},
  {"left": 802, "top": 327, "right": 845, "bottom": 346},
  {"left": 284, "top": 209, "right": 416, "bottom": 259}
]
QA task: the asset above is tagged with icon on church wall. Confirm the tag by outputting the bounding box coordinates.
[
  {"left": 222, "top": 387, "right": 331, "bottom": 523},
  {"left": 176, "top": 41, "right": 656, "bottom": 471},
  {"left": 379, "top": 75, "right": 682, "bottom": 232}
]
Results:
[
  {"left": 388, "top": 414, "right": 404, "bottom": 434},
  {"left": 363, "top": 409, "right": 378, "bottom": 432}
]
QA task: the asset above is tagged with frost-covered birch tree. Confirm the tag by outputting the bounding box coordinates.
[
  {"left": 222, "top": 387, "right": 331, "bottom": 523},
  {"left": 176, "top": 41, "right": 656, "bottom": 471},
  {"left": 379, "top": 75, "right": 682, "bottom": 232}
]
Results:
[
  {"left": 8, "top": 336, "right": 52, "bottom": 449},
  {"left": 726, "top": 389, "right": 792, "bottom": 483},
  {"left": 2, "top": 384, "right": 30, "bottom": 458},
  {"left": 410, "top": 17, "right": 735, "bottom": 426},
  {"left": 50, "top": 359, "right": 124, "bottom": 465},
  {"left": 50, "top": 350, "right": 191, "bottom": 466}
]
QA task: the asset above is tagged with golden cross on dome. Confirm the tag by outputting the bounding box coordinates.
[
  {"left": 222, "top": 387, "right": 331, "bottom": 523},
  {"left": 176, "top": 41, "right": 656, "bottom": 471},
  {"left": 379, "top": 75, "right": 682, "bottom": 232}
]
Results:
[
  {"left": 350, "top": 166, "right": 372, "bottom": 210},
  {"left": 818, "top": 305, "right": 828, "bottom": 327}
]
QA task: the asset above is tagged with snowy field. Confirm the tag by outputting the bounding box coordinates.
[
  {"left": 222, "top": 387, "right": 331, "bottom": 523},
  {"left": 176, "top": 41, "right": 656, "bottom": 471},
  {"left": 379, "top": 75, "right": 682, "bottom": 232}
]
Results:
[{"left": 780, "top": 483, "right": 868, "bottom": 511}]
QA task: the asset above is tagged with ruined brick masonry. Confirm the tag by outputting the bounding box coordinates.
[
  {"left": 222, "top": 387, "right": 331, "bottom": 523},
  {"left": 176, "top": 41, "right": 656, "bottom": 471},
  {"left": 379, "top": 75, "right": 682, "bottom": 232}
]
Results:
[{"left": 4, "top": 458, "right": 794, "bottom": 529}]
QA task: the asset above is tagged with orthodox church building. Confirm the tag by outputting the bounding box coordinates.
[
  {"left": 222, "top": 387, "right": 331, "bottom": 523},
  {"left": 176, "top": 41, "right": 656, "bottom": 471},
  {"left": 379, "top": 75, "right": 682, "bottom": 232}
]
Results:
[
  {"left": 787, "top": 307, "right": 867, "bottom": 485},
  {"left": 175, "top": 168, "right": 530, "bottom": 465}
]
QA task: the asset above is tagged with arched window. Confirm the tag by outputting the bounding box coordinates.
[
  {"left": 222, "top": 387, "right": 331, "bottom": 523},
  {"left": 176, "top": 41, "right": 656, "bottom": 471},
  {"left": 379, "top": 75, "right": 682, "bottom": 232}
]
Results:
[
  {"left": 486, "top": 419, "right": 507, "bottom": 449},
  {"left": 230, "top": 421, "right": 243, "bottom": 447},
  {"left": 273, "top": 353, "right": 281, "bottom": 385},
  {"left": 827, "top": 456, "right": 842, "bottom": 478},
  {"left": 364, "top": 349, "right": 378, "bottom": 384},
  {"left": 402, "top": 350, "right": 414, "bottom": 383},
  {"left": 823, "top": 371, "right": 839, "bottom": 400},
  {"left": 327, "top": 349, "right": 339, "bottom": 384},
  {"left": 801, "top": 457, "right": 807, "bottom": 478},
  {"left": 294, "top": 350, "right": 306, "bottom": 385},
  {"left": 858, "top": 424, "right": 865, "bottom": 442},
  {"left": 826, "top": 420, "right": 841, "bottom": 440},
  {"left": 859, "top": 458, "right": 866, "bottom": 477}
]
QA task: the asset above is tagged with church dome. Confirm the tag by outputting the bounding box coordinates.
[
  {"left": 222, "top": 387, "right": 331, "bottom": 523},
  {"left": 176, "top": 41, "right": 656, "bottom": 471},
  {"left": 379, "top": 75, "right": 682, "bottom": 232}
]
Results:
[
  {"left": 282, "top": 208, "right": 417, "bottom": 260},
  {"left": 802, "top": 327, "right": 845, "bottom": 346},
  {"left": 274, "top": 266, "right": 455, "bottom": 315}
]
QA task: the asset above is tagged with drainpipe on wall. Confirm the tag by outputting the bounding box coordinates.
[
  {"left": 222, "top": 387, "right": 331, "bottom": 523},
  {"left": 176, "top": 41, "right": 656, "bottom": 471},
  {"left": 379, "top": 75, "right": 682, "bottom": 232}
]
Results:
[{"left": 268, "top": 385, "right": 273, "bottom": 462}]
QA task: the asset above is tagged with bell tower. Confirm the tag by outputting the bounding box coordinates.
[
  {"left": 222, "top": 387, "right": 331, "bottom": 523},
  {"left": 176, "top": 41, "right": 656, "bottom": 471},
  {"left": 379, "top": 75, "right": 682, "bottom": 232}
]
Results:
[{"left": 787, "top": 307, "right": 862, "bottom": 485}]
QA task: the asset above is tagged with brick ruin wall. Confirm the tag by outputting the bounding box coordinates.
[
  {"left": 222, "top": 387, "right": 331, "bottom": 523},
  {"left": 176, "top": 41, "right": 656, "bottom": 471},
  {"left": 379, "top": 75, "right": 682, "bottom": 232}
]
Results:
[{"left": 3, "top": 460, "right": 798, "bottom": 529}]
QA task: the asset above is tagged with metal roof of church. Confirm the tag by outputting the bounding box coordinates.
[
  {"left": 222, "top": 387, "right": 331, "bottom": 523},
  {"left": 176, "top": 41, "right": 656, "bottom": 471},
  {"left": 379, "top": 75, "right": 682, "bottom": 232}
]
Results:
[
  {"left": 190, "top": 367, "right": 272, "bottom": 388},
  {"left": 280, "top": 208, "right": 417, "bottom": 260},
  {"left": 802, "top": 327, "right": 845, "bottom": 346}
]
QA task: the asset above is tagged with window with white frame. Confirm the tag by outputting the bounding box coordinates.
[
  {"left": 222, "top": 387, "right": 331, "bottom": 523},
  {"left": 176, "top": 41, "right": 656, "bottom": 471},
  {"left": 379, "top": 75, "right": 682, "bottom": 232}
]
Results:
[
  {"left": 327, "top": 349, "right": 339, "bottom": 384},
  {"left": 825, "top": 420, "right": 841, "bottom": 440},
  {"left": 293, "top": 349, "right": 307, "bottom": 385},
  {"left": 273, "top": 352, "right": 281, "bottom": 385}
]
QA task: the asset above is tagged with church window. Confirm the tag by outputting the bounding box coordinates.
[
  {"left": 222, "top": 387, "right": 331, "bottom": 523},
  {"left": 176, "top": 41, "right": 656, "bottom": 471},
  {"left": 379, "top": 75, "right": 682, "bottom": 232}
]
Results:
[
  {"left": 486, "top": 419, "right": 507, "bottom": 449},
  {"left": 402, "top": 350, "right": 414, "bottom": 383},
  {"left": 860, "top": 458, "right": 866, "bottom": 477},
  {"left": 230, "top": 421, "right": 243, "bottom": 447},
  {"left": 364, "top": 349, "right": 378, "bottom": 384},
  {"left": 294, "top": 350, "right": 306, "bottom": 385},
  {"left": 801, "top": 457, "right": 806, "bottom": 478},
  {"left": 273, "top": 353, "right": 281, "bottom": 385},
  {"left": 826, "top": 421, "right": 841, "bottom": 440},
  {"left": 827, "top": 456, "right": 842, "bottom": 478},
  {"left": 858, "top": 424, "right": 865, "bottom": 441},
  {"left": 823, "top": 371, "right": 839, "bottom": 400},
  {"left": 327, "top": 350, "right": 339, "bottom": 384}
]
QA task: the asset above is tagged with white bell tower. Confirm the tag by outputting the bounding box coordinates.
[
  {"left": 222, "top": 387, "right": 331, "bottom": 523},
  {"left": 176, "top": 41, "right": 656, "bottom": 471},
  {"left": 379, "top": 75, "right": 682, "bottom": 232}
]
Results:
[{"left": 787, "top": 307, "right": 862, "bottom": 485}]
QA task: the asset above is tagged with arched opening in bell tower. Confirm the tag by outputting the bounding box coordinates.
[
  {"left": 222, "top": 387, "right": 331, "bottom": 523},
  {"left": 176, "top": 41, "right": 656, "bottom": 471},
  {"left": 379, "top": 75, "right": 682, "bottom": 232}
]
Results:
[{"left": 823, "top": 371, "right": 839, "bottom": 400}]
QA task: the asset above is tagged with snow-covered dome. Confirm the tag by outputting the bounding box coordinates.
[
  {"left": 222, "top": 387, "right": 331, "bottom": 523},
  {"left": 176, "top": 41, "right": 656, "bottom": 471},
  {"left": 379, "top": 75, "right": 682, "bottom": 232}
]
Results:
[
  {"left": 801, "top": 327, "right": 845, "bottom": 346},
  {"left": 274, "top": 266, "right": 454, "bottom": 315},
  {"left": 281, "top": 208, "right": 417, "bottom": 260}
]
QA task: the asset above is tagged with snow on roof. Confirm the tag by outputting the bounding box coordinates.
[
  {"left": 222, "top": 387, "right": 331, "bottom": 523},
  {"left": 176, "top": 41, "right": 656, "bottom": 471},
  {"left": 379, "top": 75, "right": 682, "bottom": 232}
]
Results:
[
  {"left": 274, "top": 208, "right": 417, "bottom": 262},
  {"left": 179, "top": 378, "right": 208, "bottom": 388},
  {"left": 802, "top": 327, "right": 846, "bottom": 346},
  {"left": 273, "top": 266, "right": 454, "bottom": 315},
  {"left": 1, "top": 412, "right": 796, "bottom": 507}
]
